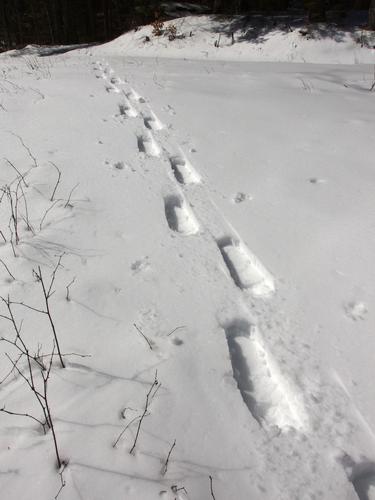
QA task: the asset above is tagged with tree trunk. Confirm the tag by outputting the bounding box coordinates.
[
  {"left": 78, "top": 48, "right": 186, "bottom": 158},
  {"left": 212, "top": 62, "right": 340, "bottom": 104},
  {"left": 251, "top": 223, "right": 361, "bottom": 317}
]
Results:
[
  {"left": 44, "top": 2, "right": 55, "bottom": 45},
  {"left": 213, "top": 0, "right": 222, "bottom": 14},
  {"left": 103, "top": 0, "right": 110, "bottom": 40},
  {"left": 86, "top": 0, "right": 95, "bottom": 41},
  {"left": 1, "top": 0, "right": 12, "bottom": 48},
  {"left": 14, "top": 0, "right": 24, "bottom": 46},
  {"left": 370, "top": 0, "right": 375, "bottom": 30},
  {"left": 305, "top": 0, "right": 326, "bottom": 22}
]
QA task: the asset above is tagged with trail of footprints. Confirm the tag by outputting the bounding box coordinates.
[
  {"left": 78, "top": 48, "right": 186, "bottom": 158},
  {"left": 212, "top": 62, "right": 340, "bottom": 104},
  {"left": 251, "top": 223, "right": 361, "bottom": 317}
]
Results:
[{"left": 93, "top": 59, "right": 307, "bottom": 435}]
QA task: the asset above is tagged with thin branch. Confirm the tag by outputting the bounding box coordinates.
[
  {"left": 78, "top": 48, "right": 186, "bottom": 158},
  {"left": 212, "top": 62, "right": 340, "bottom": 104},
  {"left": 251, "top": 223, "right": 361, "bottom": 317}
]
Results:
[
  {"left": 38, "top": 351, "right": 91, "bottom": 360},
  {"left": 11, "top": 301, "right": 46, "bottom": 315},
  {"left": 0, "top": 406, "right": 45, "bottom": 428},
  {"left": 7, "top": 187, "right": 19, "bottom": 244},
  {"left": 113, "top": 414, "right": 144, "bottom": 448},
  {"left": 64, "top": 183, "right": 79, "bottom": 208},
  {"left": 133, "top": 323, "right": 153, "bottom": 350},
  {"left": 39, "top": 199, "right": 60, "bottom": 231},
  {"left": 0, "top": 352, "right": 23, "bottom": 384},
  {"left": 47, "top": 255, "right": 64, "bottom": 298},
  {"left": 167, "top": 326, "right": 186, "bottom": 337},
  {"left": 129, "top": 371, "right": 159, "bottom": 454},
  {"left": 5, "top": 353, "right": 46, "bottom": 405},
  {"left": 55, "top": 462, "right": 67, "bottom": 499},
  {"left": 171, "top": 485, "right": 188, "bottom": 495},
  {"left": 42, "top": 343, "right": 62, "bottom": 468},
  {"left": 65, "top": 277, "right": 75, "bottom": 302},
  {"left": 162, "top": 439, "right": 176, "bottom": 476},
  {"left": 0, "top": 338, "right": 44, "bottom": 371},
  {"left": 49, "top": 162, "right": 62, "bottom": 201},
  {"left": 0, "top": 259, "right": 15, "bottom": 281},
  {"left": 35, "top": 263, "right": 65, "bottom": 368},
  {"left": 9, "top": 132, "right": 38, "bottom": 168},
  {"left": 18, "top": 183, "right": 34, "bottom": 233},
  {"left": 209, "top": 475, "right": 216, "bottom": 500},
  {"left": 4, "top": 158, "right": 28, "bottom": 188},
  {"left": 8, "top": 223, "right": 16, "bottom": 257}
]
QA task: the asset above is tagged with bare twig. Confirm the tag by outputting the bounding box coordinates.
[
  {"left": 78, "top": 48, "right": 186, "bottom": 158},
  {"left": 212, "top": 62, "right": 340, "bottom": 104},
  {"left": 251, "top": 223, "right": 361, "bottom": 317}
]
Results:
[
  {"left": 4, "top": 158, "right": 28, "bottom": 188},
  {"left": 0, "top": 406, "right": 46, "bottom": 428},
  {"left": 39, "top": 199, "right": 60, "bottom": 231},
  {"left": 13, "top": 257, "right": 65, "bottom": 368},
  {"left": 38, "top": 351, "right": 91, "bottom": 360},
  {"left": 209, "top": 475, "right": 216, "bottom": 500},
  {"left": 129, "top": 371, "right": 159, "bottom": 454},
  {"left": 64, "top": 183, "right": 79, "bottom": 208},
  {"left": 0, "top": 352, "right": 23, "bottom": 384},
  {"left": 162, "top": 439, "right": 176, "bottom": 476},
  {"left": 133, "top": 323, "right": 153, "bottom": 350},
  {"left": 65, "top": 277, "right": 75, "bottom": 302},
  {"left": 113, "top": 414, "right": 144, "bottom": 448},
  {"left": 0, "top": 259, "right": 15, "bottom": 281},
  {"left": 9, "top": 132, "right": 38, "bottom": 168},
  {"left": 55, "top": 462, "right": 67, "bottom": 499},
  {"left": 167, "top": 326, "right": 186, "bottom": 337},
  {"left": 18, "top": 182, "right": 34, "bottom": 233},
  {"left": 9, "top": 229, "right": 16, "bottom": 257},
  {"left": 1, "top": 339, "right": 63, "bottom": 467},
  {"left": 49, "top": 162, "right": 62, "bottom": 201},
  {"left": 34, "top": 259, "right": 65, "bottom": 368},
  {"left": 171, "top": 485, "right": 188, "bottom": 495},
  {"left": 6, "top": 187, "right": 19, "bottom": 244},
  {"left": 42, "top": 343, "right": 62, "bottom": 468}
]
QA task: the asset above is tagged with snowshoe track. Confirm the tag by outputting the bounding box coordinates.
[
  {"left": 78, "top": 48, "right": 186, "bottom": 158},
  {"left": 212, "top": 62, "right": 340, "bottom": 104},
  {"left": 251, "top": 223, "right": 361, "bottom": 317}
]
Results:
[
  {"left": 217, "top": 236, "right": 275, "bottom": 297},
  {"left": 164, "top": 194, "right": 200, "bottom": 235},
  {"left": 223, "top": 319, "right": 308, "bottom": 432}
]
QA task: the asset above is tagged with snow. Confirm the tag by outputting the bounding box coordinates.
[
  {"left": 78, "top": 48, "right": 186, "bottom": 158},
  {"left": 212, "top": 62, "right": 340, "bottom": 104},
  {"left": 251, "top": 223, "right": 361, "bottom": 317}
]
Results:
[
  {"left": 0, "top": 14, "right": 375, "bottom": 500},
  {"left": 97, "top": 14, "right": 375, "bottom": 64}
]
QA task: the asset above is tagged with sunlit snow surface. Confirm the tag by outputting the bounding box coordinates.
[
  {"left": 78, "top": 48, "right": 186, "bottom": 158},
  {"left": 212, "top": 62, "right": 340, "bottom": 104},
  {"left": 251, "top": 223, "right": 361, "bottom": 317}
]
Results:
[{"left": 0, "top": 18, "right": 374, "bottom": 500}]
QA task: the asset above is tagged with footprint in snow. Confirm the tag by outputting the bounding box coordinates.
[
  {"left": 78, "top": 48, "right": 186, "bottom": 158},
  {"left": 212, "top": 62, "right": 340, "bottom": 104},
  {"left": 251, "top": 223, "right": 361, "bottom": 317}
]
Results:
[
  {"left": 341, "top": 455, "right": 375, "bottom": 500},
  {"left": 163, "top": 104, "right": 176, "bottom": 116},
  {"left": 104, "top": 160, "right": 134, "bottom": 173},
  {"left": 164, "top": 194, "right": 200, "bottom": 235},
  {"left": 118, "top": 101, "right": 138, "bottom": 118},
  {"left": 169, "top": 155, "right": 201, "bottom": 185},
  {"left": 137, "top": 131, "right": 161, "bottom": 157},
  {"left": 131, "top": 257, "right": 150, "bottom": 274},
  {"left": 216, "top": 236, "right": 275, "bottom": 297},
  {"left": 221, "top": 318, "right": 308, "bottom": 431},
  {"left": 344, "top": 301, "right": 367, "bottom": 321},
  {"left": 110, "top": 76, "right": 124, "bottom": 85},
  {"left": 232, "top": 192, "right": 253, "bottom": 204},
  {"left": 309, "top": 177, "right": 327, "bottom": 184},
  {"left": 143, "top": 111, "right": 164, "bottom": 131},
  {"left": 127, "top": 88, "right": 145, "bottom": 103}
]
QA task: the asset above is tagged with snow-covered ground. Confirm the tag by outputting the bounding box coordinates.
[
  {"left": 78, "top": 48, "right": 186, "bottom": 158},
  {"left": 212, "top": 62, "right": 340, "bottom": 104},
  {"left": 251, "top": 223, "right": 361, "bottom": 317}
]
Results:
[
  {"left": 99, "top": 14, "right": 375, "bottom": 64},
  {"left": 0, "top": 16, "right": 375, "bottom": 500}
]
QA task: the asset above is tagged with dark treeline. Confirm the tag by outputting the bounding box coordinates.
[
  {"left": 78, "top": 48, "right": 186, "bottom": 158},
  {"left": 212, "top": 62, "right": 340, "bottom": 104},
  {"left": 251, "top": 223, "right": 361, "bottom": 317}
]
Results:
[
  {"left": 0, "top": 0, "right": 161, "bottom": 48},
  {"left": 0, "top": 0, "right": 374, "bottom": 50}
]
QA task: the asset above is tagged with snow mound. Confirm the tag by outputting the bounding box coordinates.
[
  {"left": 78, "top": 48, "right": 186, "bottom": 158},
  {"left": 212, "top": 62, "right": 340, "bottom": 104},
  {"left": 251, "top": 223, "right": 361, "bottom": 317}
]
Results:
[{"left": 93, "top": 14, "right": 375, "bottom": 64}]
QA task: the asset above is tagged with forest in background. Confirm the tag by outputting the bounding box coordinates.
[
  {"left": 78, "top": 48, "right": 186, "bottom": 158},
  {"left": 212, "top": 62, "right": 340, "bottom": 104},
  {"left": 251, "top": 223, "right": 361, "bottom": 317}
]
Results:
[{"left": 0, "top": 0, "right": 374, "bottom": 50}]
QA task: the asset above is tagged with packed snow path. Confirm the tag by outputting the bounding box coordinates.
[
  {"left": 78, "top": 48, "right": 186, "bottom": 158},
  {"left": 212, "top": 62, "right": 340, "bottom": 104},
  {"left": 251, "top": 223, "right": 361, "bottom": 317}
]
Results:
[{"left": 0, "top": 48, "right": 374, "bottom": 500}]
